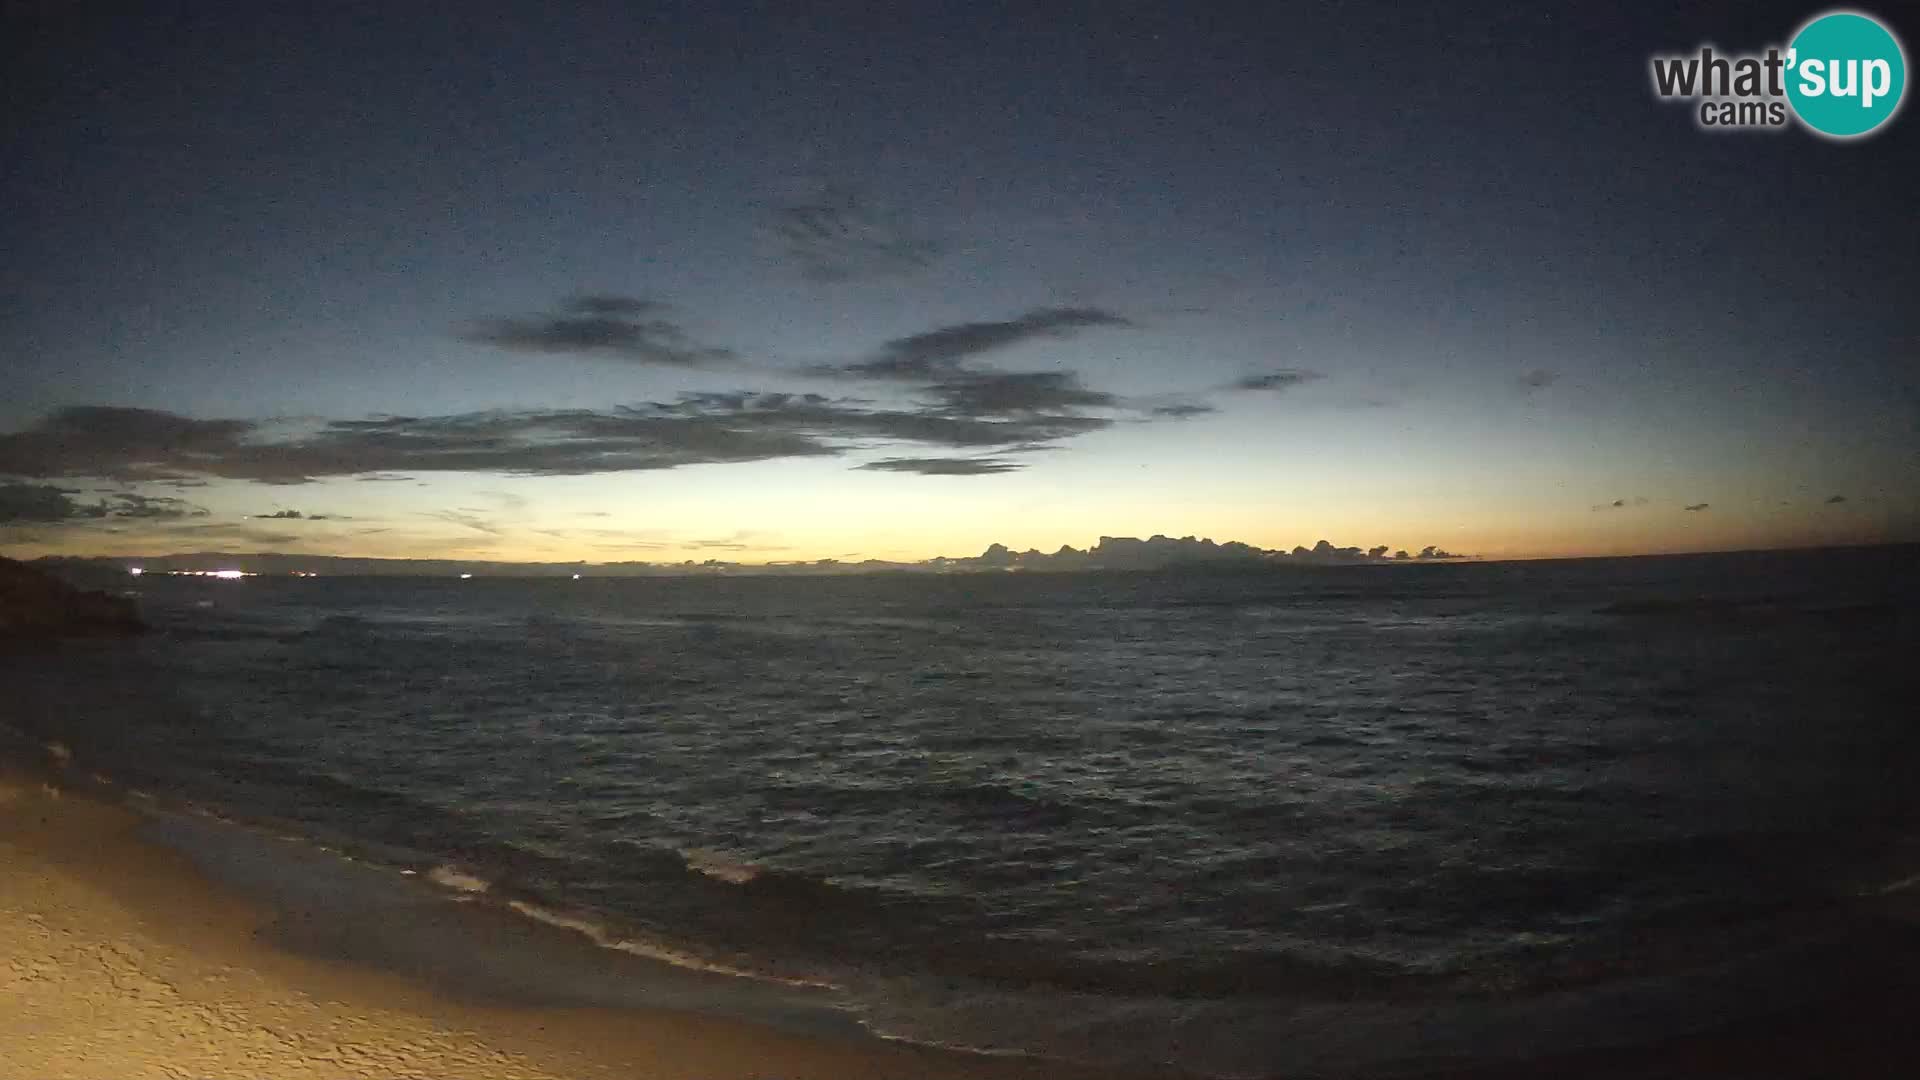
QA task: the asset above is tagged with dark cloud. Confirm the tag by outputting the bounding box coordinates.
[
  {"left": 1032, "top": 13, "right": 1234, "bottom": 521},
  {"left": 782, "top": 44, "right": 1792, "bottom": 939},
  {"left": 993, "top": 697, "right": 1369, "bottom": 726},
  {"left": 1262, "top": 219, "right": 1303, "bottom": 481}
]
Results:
[
  {"left": 431, "top": 510, "right": 504, "bottom": 536},
  {"left": 1517, "top": 369, "right": 1559, "bottom": 391},
  {"left": 259, "top": 509, "right": 305, "bottom": 519},
  {"left": 0, "top": 393, "right": 1117, "bottom": 486},
  {"left": 102, "top": 492, "right": 210, "bottom": 519},
  {"left": 1229, "top": 369, "right": 1325, "bottom": 393},
  {"left": 836, "top": 307, "right": 1133, "bottom": 381},
  {"left": 766, "top": 187, "right": 940, "bottom": 283},
  {"left": 924, "top": 371, "right": 1118, "bottom": 416},
  {"left": 795, "top": 308, "right": 1143, "bottom": 449},
  {"left": 0, "top": 481, "right": 207, "bottom": 524},
  {"left": 1417, "top": 545, "right": 1460, "bottom": 560},
  {"left": 647, "top": 391, "right": 1111, "bottom": 451},
  {"left": 1826, "top": 494, "right": 1848, "bottom": 504},
  {"left": 856, "top": 457, "right": 1022, "bottom": 475},
  {"left": 1684, "top": 503, "right": 1710, "bottom": 512},
  {"left": 0, "top": 406, "right": 256, "bottom": 483},
  {"left": 1593, "top": 497, "right": 1650, "bottom": 511},
  {"left": 686, "top": 532, "right": 787, "bottom": 552},
  {"left": 0, "top": 483, "right": 85, "bottom": 524},
  {"left": 1145, "top": 402, "right": 1218, "bottom": 420},
  {"left": 466, "top": 297, "right": 734, "bottom": 367}
]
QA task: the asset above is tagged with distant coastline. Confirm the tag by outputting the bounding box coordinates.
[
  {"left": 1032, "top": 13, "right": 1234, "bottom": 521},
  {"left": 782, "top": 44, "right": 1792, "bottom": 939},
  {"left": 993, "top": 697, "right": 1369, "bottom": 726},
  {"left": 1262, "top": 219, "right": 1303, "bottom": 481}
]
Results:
[
  {"left": 29, "top": 533, "right": 1474, "bottom": 579},
  {"left": 23, "top": 537, "right": 1919, "bottom": 581}
]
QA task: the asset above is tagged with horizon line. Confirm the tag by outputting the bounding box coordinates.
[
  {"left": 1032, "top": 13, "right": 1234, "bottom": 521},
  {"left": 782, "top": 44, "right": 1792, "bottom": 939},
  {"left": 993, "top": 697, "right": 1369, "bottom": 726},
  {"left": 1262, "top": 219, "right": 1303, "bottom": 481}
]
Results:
[{"left": 19, "top": 538, "right": 1914, "bottom": 574}]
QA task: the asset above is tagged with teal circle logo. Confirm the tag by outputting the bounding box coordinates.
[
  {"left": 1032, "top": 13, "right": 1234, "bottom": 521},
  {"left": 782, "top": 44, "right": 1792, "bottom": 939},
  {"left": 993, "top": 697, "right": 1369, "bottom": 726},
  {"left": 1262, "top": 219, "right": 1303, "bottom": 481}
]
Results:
[{"left": 1786, "top": 11, "right": 1907, "bottom": 138}]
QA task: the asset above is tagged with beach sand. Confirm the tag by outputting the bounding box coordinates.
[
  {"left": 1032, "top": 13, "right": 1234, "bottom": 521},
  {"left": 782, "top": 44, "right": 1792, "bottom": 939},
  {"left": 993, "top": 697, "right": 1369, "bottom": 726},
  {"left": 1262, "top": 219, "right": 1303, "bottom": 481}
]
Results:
[{"left": 0, "top": 767, "right": 1137, "bottom": 1080}]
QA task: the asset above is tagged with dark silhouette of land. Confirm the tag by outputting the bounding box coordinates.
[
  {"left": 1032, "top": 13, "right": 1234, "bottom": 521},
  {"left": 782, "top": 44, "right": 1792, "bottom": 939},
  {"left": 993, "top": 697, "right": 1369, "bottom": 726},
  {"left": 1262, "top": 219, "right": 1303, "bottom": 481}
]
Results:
[
  {"left": 29, "top": 534, "right": 1466, "bottom": 579},
  {"left": 0, "top": 556, "right": 143, "bottom": 639}
]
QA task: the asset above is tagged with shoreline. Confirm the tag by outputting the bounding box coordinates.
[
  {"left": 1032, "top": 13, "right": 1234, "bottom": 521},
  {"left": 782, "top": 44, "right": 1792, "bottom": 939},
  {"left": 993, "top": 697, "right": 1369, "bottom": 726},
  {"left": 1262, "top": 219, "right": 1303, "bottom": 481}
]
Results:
[
  {"left": 8, "top": 743, "right": 1920, "bottom": 1079},
  {"left": 0, "top": 758, "right": 1154, "bottom": 1080}
]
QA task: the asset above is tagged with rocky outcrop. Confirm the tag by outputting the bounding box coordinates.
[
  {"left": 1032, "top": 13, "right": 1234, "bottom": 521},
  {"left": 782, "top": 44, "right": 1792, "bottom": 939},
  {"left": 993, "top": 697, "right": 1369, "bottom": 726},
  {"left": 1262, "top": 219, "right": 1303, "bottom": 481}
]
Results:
[{"left": 0, "top": 557, "right": 144, "bottom": 640}]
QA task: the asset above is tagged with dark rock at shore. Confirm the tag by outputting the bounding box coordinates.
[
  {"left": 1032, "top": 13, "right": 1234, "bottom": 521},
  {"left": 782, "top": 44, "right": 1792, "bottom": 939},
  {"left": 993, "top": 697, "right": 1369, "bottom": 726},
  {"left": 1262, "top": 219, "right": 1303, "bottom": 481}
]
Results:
[{"left": 0, "top": 556, "right": 145, "bottom": 640}]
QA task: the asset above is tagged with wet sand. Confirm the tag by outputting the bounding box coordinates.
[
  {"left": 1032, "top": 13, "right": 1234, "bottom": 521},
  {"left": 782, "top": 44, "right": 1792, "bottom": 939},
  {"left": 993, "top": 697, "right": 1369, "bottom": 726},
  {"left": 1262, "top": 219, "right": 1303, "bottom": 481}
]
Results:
[{"left": 0, "top": 766, "right": 1140, "bottom": 1080}]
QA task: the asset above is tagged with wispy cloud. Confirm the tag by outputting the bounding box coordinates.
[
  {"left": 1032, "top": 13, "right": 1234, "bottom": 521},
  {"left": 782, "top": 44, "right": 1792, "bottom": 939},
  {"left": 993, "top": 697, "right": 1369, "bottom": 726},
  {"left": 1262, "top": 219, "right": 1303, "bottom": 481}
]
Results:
[
  {"left": 0, "top": 482, "right": 208, "bottom": 524},
  {"left": 0, "top": 483, "right": 85, "bottom": 524},
  {"left": 1145, "top": 402, "right": 1218, "bottom": 419},
  {"left": 765, "top": 187, "right": 941, "bottom": 283},
  {"left": 1227, "top": 369, "right": 1325, "bottom": 393},
  {"left": 429, "top": 510, "right": 505, "bottom": 536},
  {"left": 855, "top": 457, "right": 1022, "bottom": 475},
  {"left": 465, "top": 295, "right": 734, "bottom": 367},
  {"left": 1593, "top": 497, "right": 1651, "bottom": 511},
  {"left": 3, "top": 301, "right": 1209, "bottom": 492},
  {"left": 1825, "top": 494, "right": 1848, "bottom": 504},
  {"left": 101, "top": 492, "right": 210, "bottom": 519},
  {"left": 158, "top": 522, "right": 305, "bottom": 545},
  {"left": 923, "top": 370, "right": 1118, "bottom": 416},
  {"left": 0, "top": 408, "right": 254, "bottom": 484},
  {"left": 832, "top": 307, "right": 1133, "bottom": 381},
  {"left": 0, "top": 393, "right": 1120, "bottom": 486},
  {"left": 686, "top": 530, "right": 789, "bottom": 552},
  {"left": 798, "top": 307, "right": 1148, "bottom": 447}
]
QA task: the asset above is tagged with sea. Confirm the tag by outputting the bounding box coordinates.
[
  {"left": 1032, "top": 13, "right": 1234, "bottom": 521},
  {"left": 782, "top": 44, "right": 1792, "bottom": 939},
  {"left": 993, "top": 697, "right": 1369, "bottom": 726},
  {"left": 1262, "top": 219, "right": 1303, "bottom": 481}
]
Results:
[{"left": 4, "top": 546, "right": 1917, "bottom": 1077}]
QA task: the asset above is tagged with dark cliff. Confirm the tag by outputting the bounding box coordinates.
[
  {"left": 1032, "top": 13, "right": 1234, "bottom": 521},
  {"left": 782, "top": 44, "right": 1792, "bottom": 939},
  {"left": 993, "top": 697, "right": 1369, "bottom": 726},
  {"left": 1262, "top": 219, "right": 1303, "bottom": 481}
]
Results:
[{"left": 0, "top": 557, "right": 144, "bottom": 640}]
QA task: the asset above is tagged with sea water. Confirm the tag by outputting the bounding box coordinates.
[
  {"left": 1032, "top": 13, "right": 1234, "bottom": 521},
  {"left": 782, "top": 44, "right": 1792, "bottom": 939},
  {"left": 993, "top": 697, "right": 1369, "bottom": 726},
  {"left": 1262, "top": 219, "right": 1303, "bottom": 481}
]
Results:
[{"left": 4, "top": 547, "right": 1915, "bottom": 1076}]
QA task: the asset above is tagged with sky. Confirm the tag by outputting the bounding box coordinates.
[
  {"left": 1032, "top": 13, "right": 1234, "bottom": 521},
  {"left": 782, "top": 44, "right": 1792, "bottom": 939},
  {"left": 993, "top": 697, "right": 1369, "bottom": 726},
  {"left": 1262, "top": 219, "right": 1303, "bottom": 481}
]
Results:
[{"left": 2, "top": 0, "right": 1915, "bottom": 564}]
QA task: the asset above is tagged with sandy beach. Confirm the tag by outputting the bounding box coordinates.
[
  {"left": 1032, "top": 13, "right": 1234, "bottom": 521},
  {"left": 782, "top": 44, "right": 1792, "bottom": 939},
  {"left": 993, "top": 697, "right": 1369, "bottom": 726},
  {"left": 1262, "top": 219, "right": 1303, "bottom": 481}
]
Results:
[
  {"left": 0, "top": 763, "right": 1141, "bottom": 1080},
  {"left": 8, "top": 748, "right": 1920, "bottom": 1080}
]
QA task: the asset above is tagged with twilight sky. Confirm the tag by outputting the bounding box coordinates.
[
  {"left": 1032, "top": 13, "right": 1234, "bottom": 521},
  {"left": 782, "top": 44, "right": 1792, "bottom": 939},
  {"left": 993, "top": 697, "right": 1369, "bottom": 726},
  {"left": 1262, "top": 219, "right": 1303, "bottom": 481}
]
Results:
[{"left": 3, "top": 1, "right": 1915, "bottom": 564}]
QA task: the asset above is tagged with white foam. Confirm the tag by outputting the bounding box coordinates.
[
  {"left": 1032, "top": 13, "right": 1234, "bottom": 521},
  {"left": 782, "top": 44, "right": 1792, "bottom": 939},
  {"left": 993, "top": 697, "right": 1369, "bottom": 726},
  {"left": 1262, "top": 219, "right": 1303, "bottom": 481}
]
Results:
[
  {"left": 681, "top": 847, "right": 764, "bottom": 884},
  {"left": 1875, "top": 871, "right": 1920, "bottom": 896},
  {"left": 426, "top": 865, "right": 492, "bottom": 894},
  {"left": 504, "top": 900, "right": 836, "bottom": 990}
]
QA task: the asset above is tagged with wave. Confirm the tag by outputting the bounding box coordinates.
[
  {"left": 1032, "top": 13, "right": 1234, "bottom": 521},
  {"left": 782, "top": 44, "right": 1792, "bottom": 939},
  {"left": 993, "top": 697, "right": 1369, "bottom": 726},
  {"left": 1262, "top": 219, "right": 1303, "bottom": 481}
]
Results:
[
  {"left": 1870, "top": 870, "right": 1920, "bottom": 896},
  {"left": 426, "top": 864, "right": 492, "bottom": 894},
  {"left": 501, "top": 898, "right": 837, "bottom": 989},
  {"left": 681, "top": 848, "right": 764, "bottom": 884},
  {"left": 935, "top": 781, "right": 1078, "bottom": 826},
  {"left": 1595, "top": 596, "right": 1899, "bottom": 623},
  {"left": 760, "top": 778, "right": 1084, "bottom": 827}
]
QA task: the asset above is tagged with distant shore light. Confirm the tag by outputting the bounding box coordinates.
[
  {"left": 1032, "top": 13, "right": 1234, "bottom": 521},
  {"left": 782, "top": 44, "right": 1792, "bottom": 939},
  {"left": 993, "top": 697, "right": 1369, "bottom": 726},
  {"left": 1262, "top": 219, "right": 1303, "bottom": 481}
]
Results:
[
  {"left": 128, "top": 567, "right": 144, "bottom": 576},
  {"left": 459, "top": 573, "right": 474, "bottom": 579}
]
